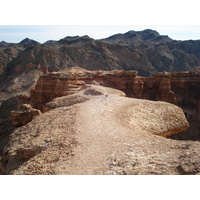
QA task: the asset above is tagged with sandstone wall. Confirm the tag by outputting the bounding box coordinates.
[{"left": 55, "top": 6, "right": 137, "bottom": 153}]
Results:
[
  {"left": 29, "top": 68, "right": 200, "bottom": 140},
  {"left": 29, "top": 68, "right": 138, "bottom": 110}
]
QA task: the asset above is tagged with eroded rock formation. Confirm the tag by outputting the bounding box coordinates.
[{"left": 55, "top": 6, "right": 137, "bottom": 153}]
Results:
[
  {"left": 1, "top": 85, "right": 195, "bottom": 175},
  {"left": 29, "top": 68, "right": 200, "bottom": 140},
  {"left": 29, "top": 67, "right": 138, "bottom": 111},
  {"left": 10, "top": 104, "right": 42, "bottom": 127},
  {"left": 0, "top": 95, "right": 29, "bottom": 155},
  {"left": 140, "top": 71, "right": 200, "bottom": 140}
]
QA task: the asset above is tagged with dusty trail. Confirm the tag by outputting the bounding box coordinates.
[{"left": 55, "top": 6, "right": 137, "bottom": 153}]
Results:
[
  {"left": 2, "top": 85, "right": 200, "bottom": 175},
  {"left": 55, "top": 94, "right": 193, "bottom": 175},
  {"left": 56, "top": 95, "right": 135, "bottom": 174}
]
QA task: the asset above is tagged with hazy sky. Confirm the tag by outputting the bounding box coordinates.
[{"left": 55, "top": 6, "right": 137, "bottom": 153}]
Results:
[
  {"left": 1, "top": 1, "right": 200, "bottom": 43},
  {"left": 0, "top": 25, "right": 200, "bottom": 43}
]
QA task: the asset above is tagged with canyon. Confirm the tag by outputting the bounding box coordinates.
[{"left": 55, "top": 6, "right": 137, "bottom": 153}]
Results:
[
  {"left": 2, "top": 84, "right": 198, "bottom": 175},
  {"left": 0, "top": 67, "right": 200, "bottom": 174},
  {"left": 29, "top": 67, "right": 200, "bottom": 141},
  {"left": 0, "top": 29, "right": 200, "bottom": 174}
]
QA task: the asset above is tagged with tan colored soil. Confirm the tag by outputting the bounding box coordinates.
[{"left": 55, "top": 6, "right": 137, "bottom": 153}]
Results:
[{"left": 1, "top": 85, "right": 200, "bottom": 175}]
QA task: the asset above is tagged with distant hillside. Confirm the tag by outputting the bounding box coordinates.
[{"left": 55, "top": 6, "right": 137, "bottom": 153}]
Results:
[
  {"left": 0, "top": 38, "right": 40, "bottom": 74},
  {"left": 0, "top": 29, "right": 200, "bottom": 78}
]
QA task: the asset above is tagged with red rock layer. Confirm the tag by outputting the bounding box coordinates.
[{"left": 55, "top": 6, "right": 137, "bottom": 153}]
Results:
[
  {"left": 30, "top": 68, "right": 138, "bottom": 110},
  {"left": 30, "top": 68, "right": 200, "bottom": 111},
  {"left": 29, "top": 68, "right": 200, "bottom": 140}
]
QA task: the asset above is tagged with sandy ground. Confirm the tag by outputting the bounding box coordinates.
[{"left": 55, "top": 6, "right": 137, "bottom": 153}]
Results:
[
  {"left": 52, "top": 95, "right": 195, "bottom": 175},
  {"left": 1, "top": 86, "right": 200, "bottom": 175}
]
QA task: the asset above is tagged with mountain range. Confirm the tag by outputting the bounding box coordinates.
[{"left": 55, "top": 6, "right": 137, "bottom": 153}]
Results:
[{"left": 1, "top": 29, "right": 200, "bottom": 79}]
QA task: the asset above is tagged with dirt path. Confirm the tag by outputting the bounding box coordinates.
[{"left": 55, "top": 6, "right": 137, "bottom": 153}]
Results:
[
  {"left": 55, "top": 94, "right": 193, "bottom": 175},
  {"left": 55, "top": 95, "right": 132, "bottom": 174},
  {"left": 2, "top": 86, "right": 199, "bottom": 175}
]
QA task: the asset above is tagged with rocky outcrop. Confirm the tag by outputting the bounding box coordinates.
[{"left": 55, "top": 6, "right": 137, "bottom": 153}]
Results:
[
  {"left": 10, "top": 104, "right": 42, "bottom": 127},
  {"left": 1, "top": 85, "right": 193, "bottom": 175},
  {"left": 134, "top": 71, "right": 200, "bottom": 102},
  {"left": 29, "top": 68, "right": 200, "bottom": 106},
  {"left": 29, "top": 67, "right": 138, "bottom": 111},
  {"left": 0, "top": 95, "right": 29, "bottom": 155},
  {"left": 29, "top": 68, "right": 200, "bottom": 140},
  {"left": 1, "top": 29, "right": 200, "bottom": 105},
  {"left": 139, "top": 71, "right": 200, "bottom": 140}
]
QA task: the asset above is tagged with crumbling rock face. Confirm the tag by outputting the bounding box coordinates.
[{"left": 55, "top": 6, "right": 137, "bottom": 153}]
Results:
[
  {"left": 1, "top": 85, "right": 193, "bottom": 175},
  {"left": 29, "top": 68, "right": 200, "bottom": 140},
  {"left": 30, "top": 68, "right": 200, "bottom": 109},
  {"left": 10, "top": 104, "right": 42, "bottom": 127},
  {"left": 140, "top": 71, "right": 200, "bottom": 140},
  {"left": 0, "top": 95, "right": 29, "bottom": 155},
  {"left": 29, "top": 67, "right": 137, "bottom": 111}
]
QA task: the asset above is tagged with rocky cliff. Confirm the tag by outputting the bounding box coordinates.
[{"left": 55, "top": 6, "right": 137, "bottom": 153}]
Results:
[
  {"left": 1, "top": 68, "right": 200, "bottom": 174},
  {"left": 1, "top": 67, "right": 198, "bottom": 156},
  {"left": 29, "top": 67, "right": 138, "bottom": 110},
  {"left": 0, "top": 94, "right": 29, "bottom": 155},
  {"left": 138, "top": 71, "right": 200, "bottom": 140},
  {"left": 2, "top": 84, "right": 197, "bottom": 175},
  {"left": 1, "top": 29, "right": 200, "bottom": 104},
  {"left": 29, "top": 67, "right": 200, "bottom": 140}
]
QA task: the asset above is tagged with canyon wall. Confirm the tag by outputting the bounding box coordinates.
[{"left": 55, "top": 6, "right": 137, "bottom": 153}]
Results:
[
  {"left": 29, "top": 68, "right": 200, "bottom": 140},
  {"left": 29, "top": 68, "right": 138, "bottom": 110},
  {"left": 139, "top": 71, "right": 200, "bottom": 140}
]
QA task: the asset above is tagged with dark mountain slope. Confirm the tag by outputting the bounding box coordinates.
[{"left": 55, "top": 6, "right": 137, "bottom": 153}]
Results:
[
  {"left": 1, "top": 29, "right": 200, "bottom": 78},
  {"left": 0, "top": 38, "right": 40, "bottom": 75},
  {"left": 103, "top": 29, "right": 173, "bottom": 46}
]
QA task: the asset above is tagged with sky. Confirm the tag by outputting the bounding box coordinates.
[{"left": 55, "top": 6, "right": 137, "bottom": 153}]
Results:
[
  {"left": 1, "top": 0, "right": 200, "bottom": 43},
  {"left": 0, "top": 25, "right": 200, "bottom": 43}
]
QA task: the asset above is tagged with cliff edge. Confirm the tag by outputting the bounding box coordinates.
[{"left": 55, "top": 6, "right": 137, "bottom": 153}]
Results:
[{"left": 1, "top": 85, "right": 199, "bottom": 175}]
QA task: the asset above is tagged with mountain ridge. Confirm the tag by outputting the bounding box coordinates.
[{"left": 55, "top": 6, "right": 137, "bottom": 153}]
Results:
[{"left": 1, "top": 29, "right": 200, "bottom": 78}]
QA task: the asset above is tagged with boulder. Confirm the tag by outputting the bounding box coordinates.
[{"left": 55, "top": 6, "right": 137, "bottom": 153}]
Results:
[{"left": 10, "top": 104, "right": 42, "bottom": 127}]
